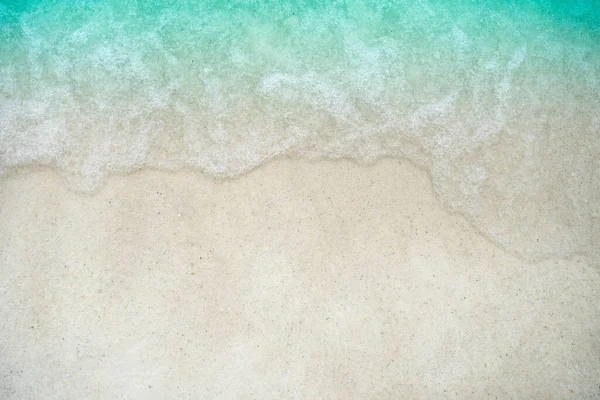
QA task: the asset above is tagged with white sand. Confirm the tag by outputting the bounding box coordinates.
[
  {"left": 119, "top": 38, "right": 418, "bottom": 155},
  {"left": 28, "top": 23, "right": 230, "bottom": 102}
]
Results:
[{"left": 0, "top": 159, "right": 598, "bottom": 399}]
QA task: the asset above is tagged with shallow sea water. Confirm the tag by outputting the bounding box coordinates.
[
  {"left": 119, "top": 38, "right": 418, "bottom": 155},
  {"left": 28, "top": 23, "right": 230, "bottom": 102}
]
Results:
[{"left": 0, "top": 0, "right": 599, "bottom": 261}]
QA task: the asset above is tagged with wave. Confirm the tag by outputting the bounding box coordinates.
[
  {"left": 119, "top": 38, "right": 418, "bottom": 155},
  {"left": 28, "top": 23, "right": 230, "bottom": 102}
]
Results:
[{"left": 1, "top": 0, "right": 599, "bottom": 262}]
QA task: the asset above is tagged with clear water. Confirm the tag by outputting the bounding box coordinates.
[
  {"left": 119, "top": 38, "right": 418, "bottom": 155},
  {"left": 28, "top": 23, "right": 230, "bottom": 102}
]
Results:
[{"left": 1, "top": 0, "right": 599, "bottom": 261}]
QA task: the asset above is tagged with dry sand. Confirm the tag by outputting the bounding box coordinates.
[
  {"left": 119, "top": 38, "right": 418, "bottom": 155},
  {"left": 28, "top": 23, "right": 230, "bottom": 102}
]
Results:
[{"left": 1, "top": 159, "right": 599, "bottom": 399}]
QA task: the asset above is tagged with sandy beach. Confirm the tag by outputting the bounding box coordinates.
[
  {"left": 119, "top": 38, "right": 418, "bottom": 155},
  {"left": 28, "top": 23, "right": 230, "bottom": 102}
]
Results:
[
  {"left": 2, "top": 1, "right": 599, "bottom": 398},
  {"left": 0, "top": 159, "right": 598, "bottom": 399}
]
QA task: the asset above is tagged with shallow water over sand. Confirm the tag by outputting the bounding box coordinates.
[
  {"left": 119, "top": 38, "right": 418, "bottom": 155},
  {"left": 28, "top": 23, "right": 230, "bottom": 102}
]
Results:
[{"left": 1, "top": 1, "right": 599, "bottom": 261}]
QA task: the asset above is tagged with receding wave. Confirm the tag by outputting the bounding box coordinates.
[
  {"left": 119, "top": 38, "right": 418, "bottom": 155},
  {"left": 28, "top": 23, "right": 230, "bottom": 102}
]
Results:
[{"left": 1, "top": 1, "right": 599, "bottom": 261}]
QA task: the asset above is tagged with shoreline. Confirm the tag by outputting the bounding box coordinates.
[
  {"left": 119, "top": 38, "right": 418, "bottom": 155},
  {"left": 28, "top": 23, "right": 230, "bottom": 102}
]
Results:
[
  {"left": 1, "top": 159, "right": 599, "bottom": 398},
  {"left": 1, "top": 156, "right": 595, "bottom": 266}
]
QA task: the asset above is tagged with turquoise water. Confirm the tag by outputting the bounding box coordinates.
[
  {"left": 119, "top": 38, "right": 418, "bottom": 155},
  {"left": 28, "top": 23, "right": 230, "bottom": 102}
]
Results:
[{"left": 1, "top": 0, "right": 599, "bottom": 261}]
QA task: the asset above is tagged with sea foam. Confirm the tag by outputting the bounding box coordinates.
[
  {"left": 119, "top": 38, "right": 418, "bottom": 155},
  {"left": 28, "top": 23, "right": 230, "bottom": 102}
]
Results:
[{"left": 1, "top": 0, "right": 599, "bottom": 261}]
